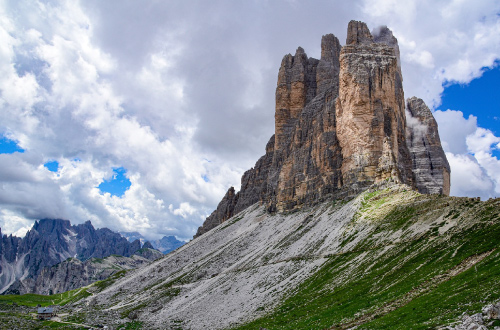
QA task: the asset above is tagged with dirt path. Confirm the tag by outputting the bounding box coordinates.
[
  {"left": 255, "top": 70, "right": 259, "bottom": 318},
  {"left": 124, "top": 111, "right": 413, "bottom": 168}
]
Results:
[{"left": 49, "top": 315, "right": 97, "bottom": 329}]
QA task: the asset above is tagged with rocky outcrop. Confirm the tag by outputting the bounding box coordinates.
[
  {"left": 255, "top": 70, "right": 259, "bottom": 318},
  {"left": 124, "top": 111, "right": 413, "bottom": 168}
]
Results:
[
  {"left": 195, "top": 34, "right": 344, "bottom": 236},
  {"left": 270, "top": 34, "right": 344, "bottom": 212},
  {"left": 194, "top": 187, "right": 239, "bottom": 238},
  {"left": 406, "top": 97, "right": 451, "bottom": 195},
  {"left": 346, "top": 20, "right": 374, "bottom": 45},
  {"left": 447, "top": 302, "right": 500, "bottom": 329},
  {"left": 195, "top": 20, "right": 450, "bottom": 238},
  {"left": 232, "top": 134, "right": 276, "bottom": 213},
  {"left": 373, "top": 25, "right": 401, "bottom": 71},
  {"left": 0, "top": 219, "right": 143, "bottom": 293},
  {"left": 142, "top": 241, "right": 154, "bottom": 250},
  {"left": 134, "top": 245, "right": 163, "bottom": 261}
]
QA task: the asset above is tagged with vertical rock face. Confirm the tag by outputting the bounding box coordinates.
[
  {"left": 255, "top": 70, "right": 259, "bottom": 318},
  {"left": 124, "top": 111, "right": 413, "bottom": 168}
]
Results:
[
  {"left": 195, "top": 20, "right": 450, "bottom": 238},
  {"left": 336, "top": 21, "right": 413, "bottom": 190},
  {"left": 275, "top": 47, "right": 318, "bottom": 149},
  {"left": 406, "top": 97, "right": 451, "bottom": 195},
  {"left": 346, "top": 20, "right": 373, "bottom": 45},
  {"left": 373, "top": 25, "right": 401, "bottom": 71},
  {"left": 235, "top": 135, "right": 276, "bottom": 213},
  {"left": 271, "top": 34, "right": 343, "bottom": 212}
]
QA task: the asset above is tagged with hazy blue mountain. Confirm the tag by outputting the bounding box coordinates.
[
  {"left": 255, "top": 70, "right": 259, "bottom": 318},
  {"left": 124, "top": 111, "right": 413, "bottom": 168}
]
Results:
[{"left": 120, "top": 232, "right": 185, "bottom": 254}]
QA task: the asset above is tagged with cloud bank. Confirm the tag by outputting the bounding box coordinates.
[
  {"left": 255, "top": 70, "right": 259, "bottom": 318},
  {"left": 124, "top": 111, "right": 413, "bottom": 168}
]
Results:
[{"left": 0, "top": 0, "right": 499, "bottom": 240}]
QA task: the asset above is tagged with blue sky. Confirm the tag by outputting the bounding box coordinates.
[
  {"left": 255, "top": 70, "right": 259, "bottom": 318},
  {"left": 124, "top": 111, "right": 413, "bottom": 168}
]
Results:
[
  {"left": 0, "top": 0, "right": 499, "bottom": 240},
  {"left": 98, "top": 167, "right": 131, "bottom": 197},
  {"left": 440, "top": 64, "right": 500, "bottom": 137},
  {"left": 43, "top": 160, "right": 59, "bottom": 172},
  {"left": 0, "top": 135, "right": 24, "bottom": 154}
]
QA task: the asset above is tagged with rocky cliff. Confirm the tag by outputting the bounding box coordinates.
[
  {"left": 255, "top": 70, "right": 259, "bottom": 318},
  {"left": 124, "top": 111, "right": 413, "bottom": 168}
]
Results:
[
  {"left": 406, "top": 96, "right": 451, "bottom": 195},
  {"left": 336, "top": 22, "right": 413, "bottom": 188},
  {"left": 5, "top": 248, "right": 162, "bottom": 295},
  {"left": 0, "top": 219, "right": 145, "bottom": 294},
  {"left": 195, "top": 20, "right": 449, "bottom": 238}
]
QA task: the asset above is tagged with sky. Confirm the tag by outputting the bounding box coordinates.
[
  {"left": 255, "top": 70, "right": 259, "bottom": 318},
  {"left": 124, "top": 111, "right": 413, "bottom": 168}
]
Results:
[{"left": 0, "top": 0, "right": 499, "bottom": 241}]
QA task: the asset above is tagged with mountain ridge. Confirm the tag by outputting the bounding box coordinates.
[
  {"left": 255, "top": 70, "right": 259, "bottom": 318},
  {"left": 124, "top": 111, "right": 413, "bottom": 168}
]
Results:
[
  {"left": 5, "top": 250, "right": 162, "bottom": 295},
  {"left": 120, "top": 231, "right": 185, "bottom": 254},
  {"left": 0, "top": 218, "right": 150, "bottom": 294}
]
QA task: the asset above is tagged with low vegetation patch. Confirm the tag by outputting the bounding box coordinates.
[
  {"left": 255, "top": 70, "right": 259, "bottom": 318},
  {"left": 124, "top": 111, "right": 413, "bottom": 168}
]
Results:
[
  {"left": 0, "top": 287, "right": 90, "bottom": 307},
  {"left": 117, "top": 321, "right": 143, "bottom": 329}
]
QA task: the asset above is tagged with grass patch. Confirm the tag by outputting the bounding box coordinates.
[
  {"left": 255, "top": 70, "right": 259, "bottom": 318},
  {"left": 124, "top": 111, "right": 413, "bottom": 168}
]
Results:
[
  {"left": 117, "top": 321, "right": 143, "bottom": 329},
  {"left": 0, "top": 293, "right": 59, "bottom": 307},
  {"left": 0, "top": 286, "right": 93, "bottom": 307},
  {"left": 93, "top": 270, "right": 128, "bottom": 291}
]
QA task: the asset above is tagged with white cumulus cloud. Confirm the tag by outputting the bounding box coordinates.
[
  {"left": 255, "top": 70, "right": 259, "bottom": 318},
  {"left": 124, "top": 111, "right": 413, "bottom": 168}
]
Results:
[{"left": 435, "top": 110, "right": 500, "bottom": 199}]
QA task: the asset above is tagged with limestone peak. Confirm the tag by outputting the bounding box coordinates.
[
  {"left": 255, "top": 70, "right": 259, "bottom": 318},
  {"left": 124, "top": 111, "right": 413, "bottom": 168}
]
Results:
[
  {"left": 195, "top": 20, "right": 450, "bottom": 238},
  {"left": 321, "top": 33, "right": 342, "bottom": 63},
  {"left": 346, "top": 20, "right": 374, "bottom": 45}
]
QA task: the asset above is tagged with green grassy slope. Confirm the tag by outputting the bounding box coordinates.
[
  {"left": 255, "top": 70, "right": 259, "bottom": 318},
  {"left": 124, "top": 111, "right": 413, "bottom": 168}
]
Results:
[
  {"left": 233, "top": 190, "right": 500, "bottom": 330},
  {"left": 0, "top": 269, "right": 128, "bottom": 307},
  {"left": 0, "top": 288, "right": 91, "bottom": 307}
]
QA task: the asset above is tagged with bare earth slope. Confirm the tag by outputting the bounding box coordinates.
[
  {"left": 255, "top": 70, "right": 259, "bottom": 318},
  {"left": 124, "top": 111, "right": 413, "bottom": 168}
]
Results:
[{"left": 72, "top": 184, "right": 500, "bottom": 330}]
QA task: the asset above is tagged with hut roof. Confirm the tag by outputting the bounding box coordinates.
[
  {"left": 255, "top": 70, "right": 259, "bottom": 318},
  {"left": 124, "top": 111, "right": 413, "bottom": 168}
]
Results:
[{"left": 37, "top": 307, "right": 54, "bottom": 314}]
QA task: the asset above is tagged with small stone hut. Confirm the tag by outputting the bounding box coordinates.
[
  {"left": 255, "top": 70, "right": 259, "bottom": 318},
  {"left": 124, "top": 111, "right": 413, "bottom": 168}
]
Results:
[{"left": 37, "top": 307, "right": 54, "bottom": 320}]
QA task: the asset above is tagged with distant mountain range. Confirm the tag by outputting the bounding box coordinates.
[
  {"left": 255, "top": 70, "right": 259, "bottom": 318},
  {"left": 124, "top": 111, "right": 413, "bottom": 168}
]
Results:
[
  {"left": 0, "top": 219, "right": 162, "bottom": 294},
  {"left": 120, "top": 231, "right": 185, "bottom": 254},
  {"left": 6, "top": 249, "right": 163, "bottom": 295}
]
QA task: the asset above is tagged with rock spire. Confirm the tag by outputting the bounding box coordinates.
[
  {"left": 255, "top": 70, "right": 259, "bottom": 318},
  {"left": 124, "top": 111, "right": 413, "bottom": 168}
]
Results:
[
  {"left": 406, "top": 97, "right": 451, "bottom": 195},
  {"left": 195, "top": 20, "right": 450, "bottom": 238},
  {"left": 336, "top": 20, "right": 414, "bottom": 188}
]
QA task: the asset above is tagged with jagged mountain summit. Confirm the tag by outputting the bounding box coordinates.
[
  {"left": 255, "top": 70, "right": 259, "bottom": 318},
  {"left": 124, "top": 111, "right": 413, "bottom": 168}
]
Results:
[
  {"left": 0, "top": 218, "right": 149, "bottom": 294},
  {"left": 195, "top": 20, "right": 450, "bottom": 238}
]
